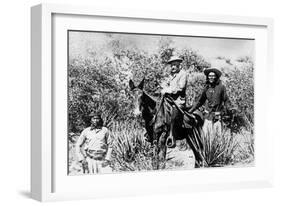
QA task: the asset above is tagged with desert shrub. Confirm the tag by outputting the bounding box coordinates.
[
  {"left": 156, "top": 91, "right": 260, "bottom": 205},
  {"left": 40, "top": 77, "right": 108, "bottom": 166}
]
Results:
[
  {"left": 68, "top": 45, "right": 225, "bottom": 133},
  {"left": 185, "top": 71, "right": 206, "bottom": 107},
  {"left": 202, "top": 130, "right": 239, "bottom": 167},
  {"left": 68, "top": 57, "right": 137, "bottom": 132},
  {"left": 180, "top": 49, "right": 211, "bottom": 71},
  {"left": 224, "top": 59, "right": 254, "bottom": 131}
]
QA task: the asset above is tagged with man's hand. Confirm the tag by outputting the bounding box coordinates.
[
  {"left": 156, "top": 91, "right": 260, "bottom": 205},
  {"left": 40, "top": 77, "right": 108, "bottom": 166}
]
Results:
[
  {"left": 160, "top": 88, "right": 167, "bottom": 95},
  {"left": 188, "top": 108, "right": 194, "bottom": 113},
  {"left": 102, "top": 159, "right": 110, "bottom": 167},
  {"left": 161, "top": 87, "right": 171, "bottom": 95},
  {"left": 78, "top": 157, "right": 89, "bottom": 174},
  {"left": 78, "top": 156, "right": 87, "bottom": 165}
]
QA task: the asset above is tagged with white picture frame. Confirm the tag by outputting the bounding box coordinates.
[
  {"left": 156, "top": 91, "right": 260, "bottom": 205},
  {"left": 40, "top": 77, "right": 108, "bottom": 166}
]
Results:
[{"left": 31, "top": 3, "right": 274, "bottom": 202}]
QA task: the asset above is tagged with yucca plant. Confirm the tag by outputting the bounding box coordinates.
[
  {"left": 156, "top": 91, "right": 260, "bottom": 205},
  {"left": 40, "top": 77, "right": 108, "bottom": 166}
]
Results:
[
  {"left": 202, "top": 129, "right": 239, "bottom": 167},
  {"left": 110, "top": 121, "right": 156, "bottom": 172}
]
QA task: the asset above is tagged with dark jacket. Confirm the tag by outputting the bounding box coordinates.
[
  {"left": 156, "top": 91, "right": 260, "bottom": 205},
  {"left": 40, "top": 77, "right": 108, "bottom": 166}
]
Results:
[{"left": 190, "top": 80, "right": 231, "bottom": 120}]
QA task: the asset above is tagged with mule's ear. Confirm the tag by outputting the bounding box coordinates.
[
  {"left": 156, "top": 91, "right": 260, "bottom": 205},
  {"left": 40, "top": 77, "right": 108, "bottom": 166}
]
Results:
[
  {"left": 129, "top": 79, "right": 136, "bottom": 91},
  {"left": 138, "top": 78, "right": 145, "bottom": 90}
]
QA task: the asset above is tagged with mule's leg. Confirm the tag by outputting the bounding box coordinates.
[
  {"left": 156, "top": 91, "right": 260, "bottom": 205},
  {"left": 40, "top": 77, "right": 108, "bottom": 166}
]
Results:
[
  {"left": 186, "top": 129, "right": 204, "bottom": 168},
  {"left": 186, "top": 137, "right": 200, "bottom": 167},
  {"left": 166, "top": 105, "right": 178, "bottom": 148},
  {"left": 152, "top": 145, "right": 159, "bottom": 170},
  {"left": 158, "top": 132, "right": 167, "bottom": 169}
]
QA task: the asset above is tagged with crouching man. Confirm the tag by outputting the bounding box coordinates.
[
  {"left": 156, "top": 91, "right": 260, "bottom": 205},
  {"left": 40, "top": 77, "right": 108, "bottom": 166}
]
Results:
[{"left": 75, "top": 112, "right": 112, "bottom": 174}]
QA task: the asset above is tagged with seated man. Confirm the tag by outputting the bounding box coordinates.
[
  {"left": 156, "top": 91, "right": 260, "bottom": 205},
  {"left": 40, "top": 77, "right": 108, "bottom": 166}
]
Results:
[{"left": 161, "top": 56, "right": 188, "bottom": 148}]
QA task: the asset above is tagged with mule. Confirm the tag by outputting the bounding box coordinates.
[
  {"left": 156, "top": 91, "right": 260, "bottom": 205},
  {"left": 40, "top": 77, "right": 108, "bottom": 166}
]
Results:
[{"left": 129, "top": 79, "right": 205, "bottom": 169}]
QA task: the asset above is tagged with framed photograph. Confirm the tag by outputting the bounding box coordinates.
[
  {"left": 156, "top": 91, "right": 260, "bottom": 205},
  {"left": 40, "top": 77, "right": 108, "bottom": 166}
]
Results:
[{"left": 31, "top": 3, "right": 274, "bottom": 201}]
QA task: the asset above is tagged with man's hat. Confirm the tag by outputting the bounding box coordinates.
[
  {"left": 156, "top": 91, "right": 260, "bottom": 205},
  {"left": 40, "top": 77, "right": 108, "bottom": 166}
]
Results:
[
  {"left": 89, "top": 112, "right": 102, "bottom": 119},
  {"left": 203, "top": 67, "right": 222, "bottom": 78},
  {"left": 167, "top": 56, "right": 183, "bottom": 64}
]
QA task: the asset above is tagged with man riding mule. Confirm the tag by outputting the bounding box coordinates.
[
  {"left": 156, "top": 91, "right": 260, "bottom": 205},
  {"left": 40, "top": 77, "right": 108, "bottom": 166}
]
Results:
[
  {"left": 129, "top": 56, "right": 205, "bottom": 168},
  {"left": 160, "top": 56, "right": 189, "bottom": 148}
]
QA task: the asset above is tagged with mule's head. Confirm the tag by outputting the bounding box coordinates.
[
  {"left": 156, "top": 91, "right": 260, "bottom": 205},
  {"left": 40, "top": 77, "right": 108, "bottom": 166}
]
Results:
[
  {"left": 129, "top": 78, "right": 159, "bottom": 144},
  {"left": 129, "top": 79, "right": 145, "bottom": 116}
]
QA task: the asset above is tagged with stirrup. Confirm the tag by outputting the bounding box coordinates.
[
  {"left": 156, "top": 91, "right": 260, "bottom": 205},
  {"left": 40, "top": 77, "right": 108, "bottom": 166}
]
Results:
[{"left": 166, "top": 136, "right": 176, "bottom": 148}]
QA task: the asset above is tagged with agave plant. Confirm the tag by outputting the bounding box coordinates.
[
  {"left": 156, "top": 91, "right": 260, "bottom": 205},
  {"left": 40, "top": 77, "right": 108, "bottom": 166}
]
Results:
[
  {"left": 202, "top": 129, "right": 239, "bottom": 167},
  {"left": 110, "top": 121, "right": 156, "bottom": 172}
]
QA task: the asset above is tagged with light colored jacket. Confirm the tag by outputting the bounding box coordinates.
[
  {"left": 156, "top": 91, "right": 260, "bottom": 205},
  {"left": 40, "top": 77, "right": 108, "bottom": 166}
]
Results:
[
  {"left": 161, "top": 69, "right": 188, "bottom": 108},
  {"left": 75, "top": 126, "right": 112, "bottom": 161}
]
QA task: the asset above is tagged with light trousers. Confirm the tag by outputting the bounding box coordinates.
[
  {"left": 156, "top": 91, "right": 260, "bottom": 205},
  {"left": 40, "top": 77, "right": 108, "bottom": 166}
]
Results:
[
  {"left": 202, "top": 119, "right": 222, "bottom": 138},
  {"left": 86, "top": 157, "right": 103, "bottom": 174}
]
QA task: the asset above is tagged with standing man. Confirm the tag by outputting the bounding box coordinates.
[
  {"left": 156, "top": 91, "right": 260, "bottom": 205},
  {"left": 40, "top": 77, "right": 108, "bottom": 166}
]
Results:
[
  {"left": 75, "top": 112, "right": 112, "bottom": 174},
  {"left": 161, "top": 55, "right": 188, "bottom": 148},
  {"left": 189, "top": 68, "right": 231, "bottom": 137}
]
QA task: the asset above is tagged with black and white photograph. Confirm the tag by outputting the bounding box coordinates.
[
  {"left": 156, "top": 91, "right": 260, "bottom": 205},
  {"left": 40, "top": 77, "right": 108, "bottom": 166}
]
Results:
[{"left": 68, "top": 31, "right": 254, "bottom": 175}]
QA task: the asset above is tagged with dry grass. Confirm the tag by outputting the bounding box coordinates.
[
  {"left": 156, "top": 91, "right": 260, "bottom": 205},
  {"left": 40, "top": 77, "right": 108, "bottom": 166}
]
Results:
[{"left": 234, "top": 130, "right": 255, "bottom": 164}]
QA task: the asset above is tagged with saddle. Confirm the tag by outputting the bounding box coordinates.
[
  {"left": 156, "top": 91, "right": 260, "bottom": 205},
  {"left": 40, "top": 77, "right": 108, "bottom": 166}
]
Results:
[
  {"left": 164, "top": 96, "right": 204, "bottom": 129},
  {"left": 182, "top": 108, "right": 204, "bottom": 129}
]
